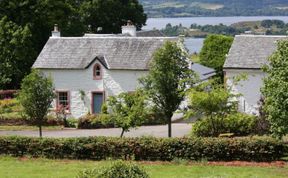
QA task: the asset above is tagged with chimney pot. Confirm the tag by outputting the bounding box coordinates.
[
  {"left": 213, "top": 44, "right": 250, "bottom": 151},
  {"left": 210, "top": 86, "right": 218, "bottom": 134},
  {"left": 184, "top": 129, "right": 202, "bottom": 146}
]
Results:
[
  {"left": 51, "top": 24, "right": 61, "bottom": 38},
  {"left": 122, "top": 20, "right": 136, "bottom": 37}
]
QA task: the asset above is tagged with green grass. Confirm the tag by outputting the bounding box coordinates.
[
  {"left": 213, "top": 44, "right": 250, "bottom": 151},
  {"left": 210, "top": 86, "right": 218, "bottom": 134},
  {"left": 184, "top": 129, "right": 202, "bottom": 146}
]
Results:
[
  {"left": 0, "top": 125, "right": 62, "bottom": 131},
  {"left": 190, "top": 54, "right": 200, "bottom": 63},
  {"left": 0, "top": 156, "right": 287, "bottom": 178}
]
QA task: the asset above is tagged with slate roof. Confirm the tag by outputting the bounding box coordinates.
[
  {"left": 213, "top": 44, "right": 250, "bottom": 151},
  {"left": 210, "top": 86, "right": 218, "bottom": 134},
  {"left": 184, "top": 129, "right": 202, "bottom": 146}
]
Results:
[
  {"left": 33, "top": 37, "right": 176, "bottom": 70},
  {"left": 224, "top": 35, "right": 288, "bottom": 69},
  {"left": 191, "top": 63, "right": 216, "bottom": 81}
]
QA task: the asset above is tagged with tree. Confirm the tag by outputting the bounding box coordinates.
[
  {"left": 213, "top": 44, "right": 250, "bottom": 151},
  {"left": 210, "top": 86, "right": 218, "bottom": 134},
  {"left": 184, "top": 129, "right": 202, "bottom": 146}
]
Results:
[
  {"left": 80, "top": 0, "right": 147, "bottom": 34},
  {"left": 262, "top": 40, "right": 288, "bottom": 138},
  {"left": 0, "top": 0, "right": 147, "bottom": 89},
  {"left": 140, "top": 41, "right": 196, "bottom": 137},
  {"left": 199, "top": 34, "right": 233, "bottom": 80},
  {"left": 0, "top": 17, "right": 36, "bottom": 89},
  {"left": 18, "top": 70, "right": 55, "bottom": 137},
  {"left": 186, "top": 80, "right": 238, "bottom": 136},
  {"left": 107, "top": 90, "right": 148, "bottom": 137}
]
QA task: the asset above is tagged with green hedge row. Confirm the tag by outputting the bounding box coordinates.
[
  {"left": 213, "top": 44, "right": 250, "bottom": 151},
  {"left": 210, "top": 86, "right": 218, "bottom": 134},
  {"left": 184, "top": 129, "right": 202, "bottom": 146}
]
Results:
[{"left": 0, "top": 136, "right": 285, "bottom": 162}]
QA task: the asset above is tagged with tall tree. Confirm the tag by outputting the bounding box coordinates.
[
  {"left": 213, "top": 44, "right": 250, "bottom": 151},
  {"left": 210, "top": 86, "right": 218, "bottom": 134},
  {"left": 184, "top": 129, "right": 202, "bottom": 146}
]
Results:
[
  {"left": 18, "top": 70, "right": 55, "bottom": 137},
  {"left": 140, "top": 41, "right": 196, "bottom": 137},
  {"left": 0, "top": 0, "right": 147, "bottom": 89},
  {"left": 80, "top": 0, "right": 147, "bottom": 33},
  {"left": 0, "top": 17, "right": 35, "bottom": 89},
  {"left": 262, "top": 40, "right": 288, "bottom": 138},
  {"left": 199, "top": 34, "right": 233, "bottom": 80}
]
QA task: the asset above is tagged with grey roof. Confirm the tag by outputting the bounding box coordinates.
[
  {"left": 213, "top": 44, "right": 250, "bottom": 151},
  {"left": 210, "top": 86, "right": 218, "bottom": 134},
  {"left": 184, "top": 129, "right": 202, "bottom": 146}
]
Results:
[
  {"left": 191, "top": 63, "right": 216, "bottom": 81},
  {"left": 224, "top": 35, "right": 288, "bottom": 69},
  {"left": 33, "top": 37, "right": 176, "bottom": 70}
]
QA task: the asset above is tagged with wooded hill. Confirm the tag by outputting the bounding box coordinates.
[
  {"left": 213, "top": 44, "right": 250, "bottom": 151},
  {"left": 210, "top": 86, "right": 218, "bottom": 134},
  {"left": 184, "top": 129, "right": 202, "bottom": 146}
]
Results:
[{"left": 139, "top": 0, "right": 288, "bottom": 17}]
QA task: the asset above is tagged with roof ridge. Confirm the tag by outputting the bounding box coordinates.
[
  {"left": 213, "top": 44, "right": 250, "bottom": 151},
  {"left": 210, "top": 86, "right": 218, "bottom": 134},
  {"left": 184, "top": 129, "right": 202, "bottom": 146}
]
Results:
[
  {"left": 50, "top": 37, "right": 176, "bottom": 40},
  {"left": 235, "top": 35, "right": 288, "bottom": 38}
]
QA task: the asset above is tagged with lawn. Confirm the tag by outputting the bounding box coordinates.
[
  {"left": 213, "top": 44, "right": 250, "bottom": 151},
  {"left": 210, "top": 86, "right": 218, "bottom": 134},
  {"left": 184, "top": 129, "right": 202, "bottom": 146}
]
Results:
[{"left": 0, "top": 156, "right": 287, "bottom": 178}]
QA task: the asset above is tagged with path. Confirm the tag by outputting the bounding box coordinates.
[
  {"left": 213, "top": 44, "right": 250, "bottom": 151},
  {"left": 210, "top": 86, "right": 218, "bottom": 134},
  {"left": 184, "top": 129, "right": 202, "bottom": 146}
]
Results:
[{"left": 0, "top": 123, "right": 192, "bottom": 138}]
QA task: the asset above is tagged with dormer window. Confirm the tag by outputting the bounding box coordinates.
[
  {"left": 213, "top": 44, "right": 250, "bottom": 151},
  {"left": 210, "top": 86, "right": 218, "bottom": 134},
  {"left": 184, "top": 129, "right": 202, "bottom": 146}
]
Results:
[{"left": 93, "top": 64, "right": 102, "bottom": 80}]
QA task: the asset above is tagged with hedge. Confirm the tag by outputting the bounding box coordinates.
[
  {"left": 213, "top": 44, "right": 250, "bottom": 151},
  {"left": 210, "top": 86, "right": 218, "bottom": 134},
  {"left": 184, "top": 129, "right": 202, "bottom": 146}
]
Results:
[{"left": 0, "top": 136, "right": 286, "bottom": 162}]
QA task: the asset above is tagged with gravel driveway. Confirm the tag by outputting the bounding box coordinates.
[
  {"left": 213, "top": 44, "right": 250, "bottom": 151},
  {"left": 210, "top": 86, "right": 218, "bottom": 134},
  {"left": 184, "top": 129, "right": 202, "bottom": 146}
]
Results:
[{"left": 0, "top": 123, "right": 192, "bottom": 138}]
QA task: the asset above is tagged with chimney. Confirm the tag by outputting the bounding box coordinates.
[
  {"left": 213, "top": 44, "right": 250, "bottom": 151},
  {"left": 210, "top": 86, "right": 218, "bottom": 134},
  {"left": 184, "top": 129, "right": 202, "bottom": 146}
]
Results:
[
  {"left": 51, "top": 24, "right": 60, "bottom": 37},
  {"left": 121, "top": 20, "right": 136, "bottom": 37}
]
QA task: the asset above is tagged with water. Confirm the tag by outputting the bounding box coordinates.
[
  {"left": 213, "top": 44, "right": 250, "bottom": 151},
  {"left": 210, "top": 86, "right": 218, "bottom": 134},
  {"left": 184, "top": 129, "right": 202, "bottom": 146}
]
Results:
[
  {"left": 145, "top": 16, "right": 288, "bottom": 54},
  {"left": 143, "top": 16, "right": 288, "bottom": 30},
  {"left": 184, "top": 38, "right": 204, "bottom": 54}
]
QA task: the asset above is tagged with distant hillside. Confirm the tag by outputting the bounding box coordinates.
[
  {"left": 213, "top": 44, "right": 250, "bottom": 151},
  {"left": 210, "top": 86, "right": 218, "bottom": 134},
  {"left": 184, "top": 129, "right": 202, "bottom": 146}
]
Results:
[{"left": 139, "top": 0, "right": 288, "bottom": 17}]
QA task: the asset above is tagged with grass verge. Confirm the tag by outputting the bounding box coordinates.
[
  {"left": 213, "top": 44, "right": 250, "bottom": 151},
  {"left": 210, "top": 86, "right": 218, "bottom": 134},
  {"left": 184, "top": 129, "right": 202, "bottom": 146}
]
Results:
[
  {"left": 0, "top": 156, "right": 287, "bottom": 178},
  {"left": 0, "top": 125, "right": 62, "bottom": 131}
]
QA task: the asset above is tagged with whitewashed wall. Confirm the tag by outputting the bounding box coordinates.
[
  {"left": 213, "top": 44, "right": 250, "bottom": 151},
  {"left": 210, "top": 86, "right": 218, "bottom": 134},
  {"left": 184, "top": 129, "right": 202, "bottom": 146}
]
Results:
[
  {"left": 225, "top": 69, "right": 266, "bottom": 115},
  {"left": 41, "top": 60, "right": 148, "bottom": 118}
]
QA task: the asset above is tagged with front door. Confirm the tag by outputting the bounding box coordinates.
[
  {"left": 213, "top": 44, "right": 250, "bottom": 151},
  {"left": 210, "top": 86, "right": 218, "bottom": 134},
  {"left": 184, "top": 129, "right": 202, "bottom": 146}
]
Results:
[{"left": 92, "top": 92, "right": 103, "bottom": 114}]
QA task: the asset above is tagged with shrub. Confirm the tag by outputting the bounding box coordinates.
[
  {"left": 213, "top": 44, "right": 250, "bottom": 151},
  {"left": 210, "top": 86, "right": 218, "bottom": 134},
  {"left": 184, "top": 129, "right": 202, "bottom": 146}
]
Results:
[
  {"left": 77, "top": 160, "right": 149, "bottom": 178},
  {"left": 0, "top": 136, "right": 285, "bottom": 162},
  {"left": 0, "top": 99, "right": 21, "bottom": 114},
  {"left": 66, "top": 118, "right": 78, "bottom": 128},
  {"left": 77, "top": 114, "right": 114, "bottom": 129},
  {"left": 78, "top": 113, "right": 166, "bottom": 129},
  {"left": 192, "top": 113, "right": 257, "bottom": 137}
]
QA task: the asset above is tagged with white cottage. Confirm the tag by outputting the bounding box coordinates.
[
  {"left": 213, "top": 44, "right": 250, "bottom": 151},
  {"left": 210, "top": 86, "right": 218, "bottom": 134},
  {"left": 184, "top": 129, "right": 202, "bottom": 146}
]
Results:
[
  {"left": 33, "top": 34, "right": 178, "bottom": 118},
  {"left": 224, "top": 35, "right": 288, "bottom": 115},
  {"left": 33, "top": 24, "right": 215, "bottom": 119}
]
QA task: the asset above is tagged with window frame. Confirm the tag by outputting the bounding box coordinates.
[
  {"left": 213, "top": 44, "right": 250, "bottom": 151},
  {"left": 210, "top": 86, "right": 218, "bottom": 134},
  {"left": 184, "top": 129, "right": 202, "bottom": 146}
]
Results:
[
  {"left": 93, "top": 63, "right": 102, "bottom": 80},
  {"left": 56, "top": 90, "right": 70, "bottom": 112}
]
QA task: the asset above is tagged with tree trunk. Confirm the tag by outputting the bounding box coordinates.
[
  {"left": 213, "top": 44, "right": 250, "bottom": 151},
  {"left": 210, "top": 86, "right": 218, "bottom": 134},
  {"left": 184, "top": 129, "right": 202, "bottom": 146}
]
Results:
[
  {"left": 167, "top": 113, "right": 173, "bottom": 138},
  {"left": 39, "top": 124, "right": 42, "bottom": 138},
  {"left": 120, "top": 129, "right": 125, "bottom": 138},
  {"left": 210, "top": 115, "right": 216, "bottom": 136}
]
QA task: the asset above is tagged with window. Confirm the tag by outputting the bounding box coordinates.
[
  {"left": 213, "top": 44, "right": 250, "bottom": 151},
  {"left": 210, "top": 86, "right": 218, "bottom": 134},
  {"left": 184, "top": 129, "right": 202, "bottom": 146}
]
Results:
[
  {"left": 93, "top": 64, "right": 102, "bottom": 80},
  {"left": 57, "top": 91, "right": 70, "bottom": 110}
]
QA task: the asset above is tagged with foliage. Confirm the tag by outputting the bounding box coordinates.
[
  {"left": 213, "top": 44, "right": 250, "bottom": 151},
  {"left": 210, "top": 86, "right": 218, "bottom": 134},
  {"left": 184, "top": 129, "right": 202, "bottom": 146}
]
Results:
[
  {"left": 77, "top": 160, "right": 149, "bottom": 178},
  {"left": 140, "top": 41, "right": 196, "bottom": 137},
  {"left": 0, "top": 99, "right": 21, "bottom": 114},
  {"left": 18, "top": 70, "right": 55, "bottom": 137},
  {"left": 255, "top": 96, "right": 270, "bottom": 135},
  {"left": 81, "top": 0, "right": 147, "bottom": 33},
  {"left": 66, "top": 118, "right": 78, "bottom": 128},
  {"left": 0, "top": 0, "right": 147, "bottom": 89},
  {"left": 0, "top": 136, "right": 285, "bottom": 162},
  {"left": 191, "top": 113, "right": 257, "bottom": 137},
  {"left": 162, "top": 20, "right": 288, "bottom": 37},
  {"left": 261, "top": 19, "right": 285, "bottom": 28},
  {"left": 77, "top": 114, "right": 114, "bottom": 129},
  {"left": 199, "top": 34, "right": 233, "bottom": 78},
  {"left": 262, "top": 40, "right": 288, "bottom": 138},
  {"left": 186, "top": 80, "right": 238, "bottom": 136},
  {"left": 77, "top": 113, "right": 166, "bottom": 129},
  {"left": 161, "top": 23, "right": 186, "bottom": 36},
  {"left": 0, "top": 17, "right": 35, "bottom": 89},
  {"left": 107, "top": 90, "right": 148, "bottom": 137}
]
